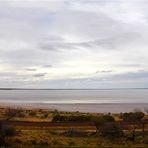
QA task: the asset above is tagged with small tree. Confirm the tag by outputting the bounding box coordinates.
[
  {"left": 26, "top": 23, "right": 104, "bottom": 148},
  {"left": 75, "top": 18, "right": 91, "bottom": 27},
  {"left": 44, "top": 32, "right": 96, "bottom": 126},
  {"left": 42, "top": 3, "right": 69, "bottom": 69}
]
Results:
[
  {"left": 122, "top": 112, "right": 144, "bottom": 122},
  {"left": 122, "top": 112, "right": 145, "bottom": 141},
  {"left": 93, "top": 114, "right": 123, "bottom": 139},
  {"left": 92, "top": 115, "right": 114, "bottom": 132},
  {"left": 99, "top": 123, "right": 123, "bottom": 139}
]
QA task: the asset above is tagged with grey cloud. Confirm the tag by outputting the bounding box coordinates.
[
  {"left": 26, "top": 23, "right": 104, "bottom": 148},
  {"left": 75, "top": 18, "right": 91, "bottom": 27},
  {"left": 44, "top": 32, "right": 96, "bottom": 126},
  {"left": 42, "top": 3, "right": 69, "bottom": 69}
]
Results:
[
  {"left": 39, "top": 40, "right": 81, "bottom": 51},
  {"left": 38, "top": 70, "right": 148, "bottom": 88},
  {"left": 50, "top": 9, "right": 119, "bottom": 41},
  {"left": 71, "top": 70, "right": 148, "bottom": 85},
  {"left": 42, "top": 65, "right": 52, "bottom": 68},
  {"left": 86, "top": 70, "right": 148, "bottom": 87},
  {"left": 96, "top": 70, "right": 113, "bottom": 74},
  {"left": 92, "top": 32, "right": 141, "bottom": 49},
  {"left": 93, "top": 70, "right": 148, "bottom": 82},
  {"left": 39, "top": 31, "right": 141, "bottom": 52},
  {"left": 25, "top": 68, "right": 37, "bottom": 71},
  {"left": 33, "top": 73, "right": 47, "bottom": 77},
  {"left": 0, "top": 72, "right": 17, "bottom": 77},
  {"left": 111, "top": 71, "right": 148, "bottom": 80}
]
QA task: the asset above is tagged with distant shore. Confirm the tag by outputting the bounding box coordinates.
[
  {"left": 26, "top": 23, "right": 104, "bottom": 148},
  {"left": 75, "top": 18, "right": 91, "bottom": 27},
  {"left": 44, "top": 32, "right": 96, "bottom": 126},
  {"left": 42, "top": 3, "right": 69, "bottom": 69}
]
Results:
[
  {"left": 0, "top": 102, "right": 147, "bottom": 113},
  {"left": 0, "top": 88, "right": 148, "bottom": 90}
]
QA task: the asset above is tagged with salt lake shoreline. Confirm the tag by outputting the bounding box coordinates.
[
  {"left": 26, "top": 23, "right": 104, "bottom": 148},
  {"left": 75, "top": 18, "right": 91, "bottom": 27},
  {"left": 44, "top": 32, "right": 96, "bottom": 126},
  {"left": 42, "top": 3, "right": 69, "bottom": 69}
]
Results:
[{"left": 0, "top": 102, "right": 148, "bottom": 113}]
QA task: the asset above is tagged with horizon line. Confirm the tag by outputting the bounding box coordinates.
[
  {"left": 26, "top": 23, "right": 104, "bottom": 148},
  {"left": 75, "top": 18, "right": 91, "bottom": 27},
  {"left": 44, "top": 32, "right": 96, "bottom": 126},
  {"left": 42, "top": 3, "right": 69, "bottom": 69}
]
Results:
[{"left": 0, "top": 88, "right": 148, "bottom": 90}]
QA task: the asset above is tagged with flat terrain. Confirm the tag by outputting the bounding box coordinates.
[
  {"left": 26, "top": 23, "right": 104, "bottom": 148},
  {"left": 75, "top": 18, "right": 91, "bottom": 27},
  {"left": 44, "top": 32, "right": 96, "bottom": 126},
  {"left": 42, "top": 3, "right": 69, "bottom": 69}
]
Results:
[{"left": 0, "top": 107, "right": 148, "bottom": 147}]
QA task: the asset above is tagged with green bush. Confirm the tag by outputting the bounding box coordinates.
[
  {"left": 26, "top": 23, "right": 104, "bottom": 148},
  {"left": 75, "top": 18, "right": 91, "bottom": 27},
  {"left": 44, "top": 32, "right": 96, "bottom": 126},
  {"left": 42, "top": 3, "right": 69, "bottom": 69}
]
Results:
[
  {"left": 99, "top": 123, "right": 123, "bottom": 139},
  {"left": 52, "top": 114, "right": 93, "bottom": 122},
  {"left": 92, "top": 114, "right": 115, "bottom": 126},
  {"left": 121, "top": 112, "right": 145, "bottom": 141},
  {"left": 122, "top": 112, "right": 145, "bottom": 122}
]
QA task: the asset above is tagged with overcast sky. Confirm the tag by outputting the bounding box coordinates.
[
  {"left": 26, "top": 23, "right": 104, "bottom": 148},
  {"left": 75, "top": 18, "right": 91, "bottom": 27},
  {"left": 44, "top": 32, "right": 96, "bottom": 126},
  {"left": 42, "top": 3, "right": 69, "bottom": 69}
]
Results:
[{"left": 0, "top": 0, "right": 148, "bottom": 88}]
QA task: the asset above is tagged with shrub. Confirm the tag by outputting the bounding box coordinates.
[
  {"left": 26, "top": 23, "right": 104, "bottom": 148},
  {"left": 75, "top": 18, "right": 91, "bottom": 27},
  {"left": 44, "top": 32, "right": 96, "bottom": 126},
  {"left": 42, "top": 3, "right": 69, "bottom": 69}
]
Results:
[
  {"left": 43, "top": 113, "right": 48, "bottom": 118},
  {"left": 29, "top": 111, "right": 37, "bottom": 116},
  {"left": 99, "top": 123, "right": 123, "bottom": 139},
  {"left": 92, "top": 114, "right": 116, "bottom": 137},
  {"left": 0, "top": 124, "right": 17, "bottom": 146},
  {"left": 122, "top": 112, "right": 145, "bottom": 141},
  {"left": 63, "top": 128, "right": 86, "bottom": 137},
  {"left": 5, "top": 108, "right": 26, "bottom": 119},
  {"left": 52, "top": 114, "right": 93, "bottom": 122},
  {"left": 92, "top": 114, "right": 115, "bottom": 126},
  {"left": 5, "top": 109, "right": 17, "bottom": 119},
  {"left": 122, "top": 112, "right": 145, "bottom": 122},
  {"left": 52, "top": 114, "right": 67, "bottom": 122}
]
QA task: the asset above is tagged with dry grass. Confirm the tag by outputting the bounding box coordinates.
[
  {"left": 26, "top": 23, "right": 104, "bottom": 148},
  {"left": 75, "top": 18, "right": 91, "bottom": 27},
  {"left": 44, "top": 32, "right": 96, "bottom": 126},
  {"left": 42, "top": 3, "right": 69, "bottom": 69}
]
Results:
[
  {"left": 0, "top": 107, "right": 148, "bottom": 147},
  {"left": 6, "top": 129, "right": 148, "bottom": 148}
]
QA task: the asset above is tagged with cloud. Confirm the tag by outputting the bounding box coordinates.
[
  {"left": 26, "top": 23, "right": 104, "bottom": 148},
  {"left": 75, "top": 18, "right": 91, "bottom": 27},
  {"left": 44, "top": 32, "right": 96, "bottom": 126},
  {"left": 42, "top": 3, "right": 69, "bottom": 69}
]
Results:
[
  {"left": 42, "top": 65, "right": 52, "bottom": 68},
  {"left": 34, "top": 70, "right": 148, "bottom": 89},
  {"left": 96, "top": 70, "right": 113, "bottom": 74},
  {"left": 33, "top": 73, "right": 47, "bottom": 78},
  {"left": 39, "top": 31, "right": 141, "bottom": 52},
  {"left": 110, "top": 70, "right": 148, "bottom": 80},
  {"left": 91, "top": 32, "right": 142, "bottom": 49},
  {"left": 1, "top": 0, "right": 65, "bottom": 11},
  {"left": 25, "top": 68, "right": 37, "bottom": 71},
  {"left": 0, "top": 72, "right": 17, "bottom": 77},
  {"left": 0, "top": 0, "right": 148, "bottom": 88},
  {"left": 88, "top": 70, "right": 148, "bottom": 85}
]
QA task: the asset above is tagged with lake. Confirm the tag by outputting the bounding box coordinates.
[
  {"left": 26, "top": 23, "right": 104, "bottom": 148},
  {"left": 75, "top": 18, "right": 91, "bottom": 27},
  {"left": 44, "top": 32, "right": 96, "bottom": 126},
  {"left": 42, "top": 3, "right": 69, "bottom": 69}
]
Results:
[
  {"left": 0, "top": 89, "right": 148, "bottom": 112},
  {"left": 0, "top": 89, "right": 148, "bottom": 104}
]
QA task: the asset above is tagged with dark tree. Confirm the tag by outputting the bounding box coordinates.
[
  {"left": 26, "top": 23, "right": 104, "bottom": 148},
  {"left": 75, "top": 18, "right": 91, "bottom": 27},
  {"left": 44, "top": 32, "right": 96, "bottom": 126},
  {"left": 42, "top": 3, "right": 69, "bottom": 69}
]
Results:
[
  {"left": 92, "top": 114, "right": 115, "bottom": 135},
  {"left": 122, "top": 112, "right": 144, "bottom": 122},
  {"left": 122, "top": 112, "right": 145, "bottom": 141}
]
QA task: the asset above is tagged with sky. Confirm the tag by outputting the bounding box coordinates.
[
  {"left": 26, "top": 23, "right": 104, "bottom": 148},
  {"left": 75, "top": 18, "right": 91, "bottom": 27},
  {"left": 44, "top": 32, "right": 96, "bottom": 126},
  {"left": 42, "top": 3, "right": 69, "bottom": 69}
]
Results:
[{"left": 0, "top": 0, "right": 148, "bottom": 89}]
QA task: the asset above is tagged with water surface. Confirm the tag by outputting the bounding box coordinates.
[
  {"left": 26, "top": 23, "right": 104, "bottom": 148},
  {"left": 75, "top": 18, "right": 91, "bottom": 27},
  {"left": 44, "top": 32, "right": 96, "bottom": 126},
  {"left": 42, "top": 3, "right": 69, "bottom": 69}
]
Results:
[{"left": 0, "top": 89, "right": 147, "bottom": 104}]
